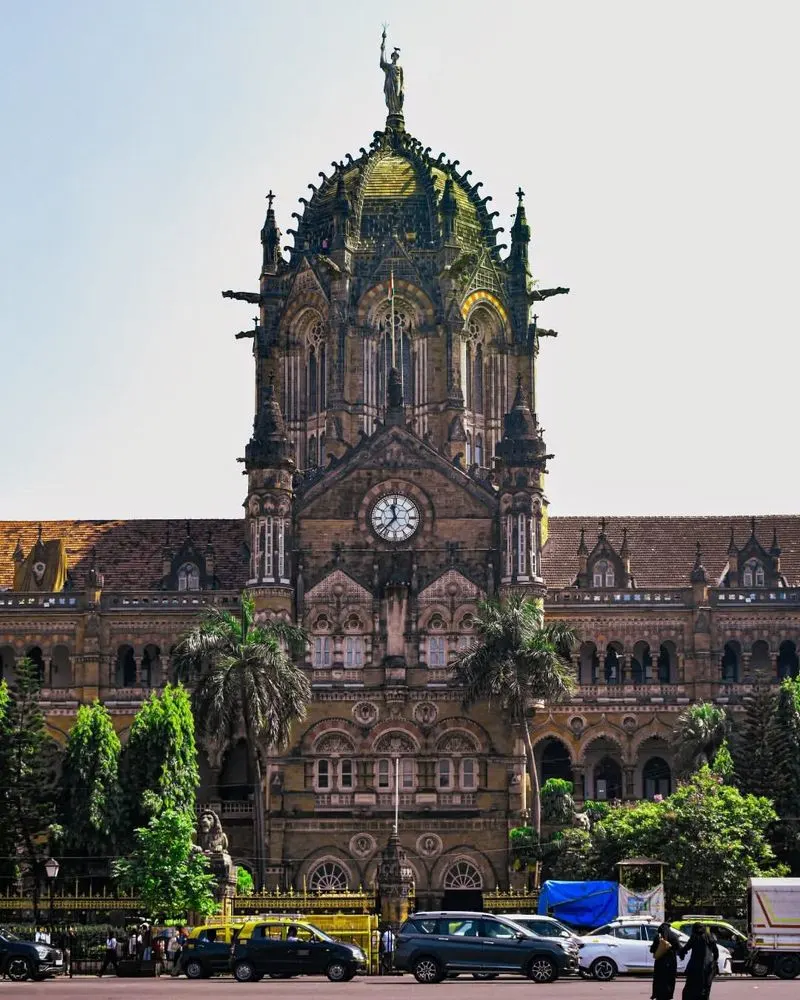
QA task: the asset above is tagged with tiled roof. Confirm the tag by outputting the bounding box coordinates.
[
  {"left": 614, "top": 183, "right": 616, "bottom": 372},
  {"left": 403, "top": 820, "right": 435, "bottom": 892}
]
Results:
[
  {"left": 1, "top": 515, "right": 798, "bottom": 593},
  {"left": 0, "top": 520, "right": 246, "bottom": 592},
  {"left": 543, "top": 515, "right": 800, "bottom": 589}
]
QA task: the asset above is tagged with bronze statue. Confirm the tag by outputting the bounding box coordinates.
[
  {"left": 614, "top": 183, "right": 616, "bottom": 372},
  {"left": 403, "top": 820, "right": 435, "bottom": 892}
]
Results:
[{"left": 380, "top": 27, "right": 404, "bottom": 116}]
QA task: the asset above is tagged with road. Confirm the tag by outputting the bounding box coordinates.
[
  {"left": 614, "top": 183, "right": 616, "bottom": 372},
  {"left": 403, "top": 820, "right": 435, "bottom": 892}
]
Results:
[{"left": 0, "top": 977, "right": 793, "bottom": 998}]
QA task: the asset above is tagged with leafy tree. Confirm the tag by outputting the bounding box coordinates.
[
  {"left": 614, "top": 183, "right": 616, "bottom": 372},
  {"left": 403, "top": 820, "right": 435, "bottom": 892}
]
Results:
[
  {"left": 114, "top": 794, "right": 216, "bottom": 921},
  {"left": 118, "top": 684, "right": 199, "bottom": 846},
  {"left": 173, "top": 592, "right": 310, "bottom": 890},
  {"left": 236, "top": 866, "right": 254, "bottom": 895},
  {"left": 593, "top": 766, "right": 784, "bottom": 908},
  {"left": 0, "top": 659, "right": 60, "bottom": 920},
  {"left": 672, "top": 702, "right": 730, "bottom": 776},
  {"left": 452, "top": 595, "right": 576, "bottom": 836},
  {"left": 541, "top": 828, "right": 597, "bottom": 881},
  {"left": 711, "top": 739, "right": 735, "bottom": 782},
  {"left": 59, "top": 702, "right": 121, "bottom": 865},
  {"left": 0, "top": 680, "right": 13, "bottom": 883},
  {"left": 541, "top": 778, "right": 575, "bottom": 825}
]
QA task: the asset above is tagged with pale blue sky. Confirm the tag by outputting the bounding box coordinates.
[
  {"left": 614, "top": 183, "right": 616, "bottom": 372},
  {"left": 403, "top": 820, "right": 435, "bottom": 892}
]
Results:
[{"left": 1, "top": 1, "right": 798, "bottom": 519}]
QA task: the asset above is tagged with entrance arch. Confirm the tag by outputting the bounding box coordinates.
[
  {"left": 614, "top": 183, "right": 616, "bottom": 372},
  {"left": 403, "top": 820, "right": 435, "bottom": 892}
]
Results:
[{"left": 441, "top": 857, "right": 483, "bottom": 912}]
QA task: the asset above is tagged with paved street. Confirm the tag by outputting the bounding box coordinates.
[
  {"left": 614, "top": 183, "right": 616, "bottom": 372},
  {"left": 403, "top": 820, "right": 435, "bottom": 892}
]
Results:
[{"left": 0, "top": 977, "right": 794, "bottom": 998}]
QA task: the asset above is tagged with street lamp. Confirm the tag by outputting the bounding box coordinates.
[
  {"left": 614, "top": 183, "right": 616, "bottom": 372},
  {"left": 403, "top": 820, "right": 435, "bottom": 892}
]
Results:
[{"left": 44, "top": 857, "right": 59, "bottom": 937}]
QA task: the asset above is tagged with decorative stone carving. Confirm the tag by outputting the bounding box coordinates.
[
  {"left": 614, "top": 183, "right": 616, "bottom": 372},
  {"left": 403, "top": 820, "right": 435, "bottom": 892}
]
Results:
[
  {"left": 413, "top": 701, "right": 438, "bottom": 726},
  {"left": 197, "top": 808, "right": 236, "bottom": 909},
  {"left": 569, "top": 715, "right": 586, "bottom": 736},
  {"left": 416, "top": 833, "right": 442, "bottom": 858},
  {"left": 437, "top": 733, "right": 478, "bottom": 754},
  {"left": 622, "top": 715, "right": 638, "bottom": 733},
  {"left": 315, "top": 733, "right": 355, "bottom": 755},
  {"left": 374, "top": 732, "right": 416, "bottom": 754},
  {"left": 350, "top": 833, "right": 377, "bottom": 858},
  {"left": 418, "top": 569, "right": 482, "bottom": 605},
  {"left": 353, "top": 701, "right": 379, "bottom": 726}
]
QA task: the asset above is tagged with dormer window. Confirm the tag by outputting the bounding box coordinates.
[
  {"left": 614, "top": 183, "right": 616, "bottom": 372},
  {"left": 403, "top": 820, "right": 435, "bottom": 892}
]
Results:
[
  {"left": 177, "top": 563, "right": 200, "bottom": 592},
  {"left": 592, "top": 560, "right": 615, "bottom": 588},
  {"left": 742, "top": 559, "right": 765, "bottom": 588}
]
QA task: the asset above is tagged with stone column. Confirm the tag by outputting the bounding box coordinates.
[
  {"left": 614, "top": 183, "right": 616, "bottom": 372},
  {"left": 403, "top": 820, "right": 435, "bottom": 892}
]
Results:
[{"left": 624, "top": 766, "right": 635, "bottom": 801}]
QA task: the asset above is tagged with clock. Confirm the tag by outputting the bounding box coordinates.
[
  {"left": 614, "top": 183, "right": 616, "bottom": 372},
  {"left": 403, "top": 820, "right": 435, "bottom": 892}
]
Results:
[{"left": 371, "top": 493, "right": 420, "bottom": 542}]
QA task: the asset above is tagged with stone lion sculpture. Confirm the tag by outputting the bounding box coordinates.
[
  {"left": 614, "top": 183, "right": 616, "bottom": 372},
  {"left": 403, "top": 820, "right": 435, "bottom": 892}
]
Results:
[{"left": 198, "top": 808, "right": 229, "bottom": 854}]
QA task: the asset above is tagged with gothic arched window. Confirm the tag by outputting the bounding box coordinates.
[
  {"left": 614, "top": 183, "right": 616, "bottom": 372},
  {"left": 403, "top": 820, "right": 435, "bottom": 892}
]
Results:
[
  {"left": 306, "top": 320, "right": 327, "bottom": 416},
  {"left": 378, "top": 305, "right": 413, "bottom": 405},
  {"left": 743, "top": 559, "right": 765, "bottom": 588},
  {"left": 592, "top": 560, "right": 615, "bottom": 588},
  {"left": 473, "top": 345, "right": 484, "bottom": 414},
  {"left": 308, "top": 860, "right": 349, "bottom": 892},
  {"left": 177, "top": 562, "right": 200, "bottom": 592}
]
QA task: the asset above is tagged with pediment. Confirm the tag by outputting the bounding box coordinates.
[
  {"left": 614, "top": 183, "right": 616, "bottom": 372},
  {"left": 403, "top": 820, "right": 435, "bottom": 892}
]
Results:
[
  {"left": 418, "top": 568, "right": 483, "bottom": 605},
  {"left": 305, "top": 569, "right": 372, "bottom": 605},
  {"left": 286, "top": 258, "right": 329, "bottom": 305}
]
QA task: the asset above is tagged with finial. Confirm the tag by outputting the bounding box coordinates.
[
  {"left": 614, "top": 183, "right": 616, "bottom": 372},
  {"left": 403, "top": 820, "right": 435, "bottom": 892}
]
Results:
[
  {"left": 727, "top": 524, "right": 737, "bottom": 555},
  {"left": 771, "top": 525, "right": 781, "bottom": 557},
  {"left": 750, "top": 515, "right": 757, "bottom": 538},
  {"left": 577, "top": 527, "right": 588, "bottom": 556},
  {"left": 694, "top": 541, "right": 702, "bottom": 566},
  {"left": 620, "top": 526, "right": 629, "bottom": 557},
  {"left": 691, "top": 540, "right": 707, "bottom": 584},
  {"left": 599, "top": 517, "right": 607, "bottom": 536},
  {"left": 266, "top": 189, "right": 275, "bottom": 211},
  {"left": 185, "top": 520, "right": 191, "bottom": 539},
  {"left": 516, "top": 187, "right": 525, "bottom": 202},
  {"left": 36, "top": 523, "right": 43, "bottom": 543}
]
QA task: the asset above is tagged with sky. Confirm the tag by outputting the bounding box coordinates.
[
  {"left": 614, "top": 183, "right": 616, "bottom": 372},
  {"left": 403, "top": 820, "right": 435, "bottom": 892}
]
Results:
[{"left": 1, "top": 0, "right": 798, "bottom": 520}]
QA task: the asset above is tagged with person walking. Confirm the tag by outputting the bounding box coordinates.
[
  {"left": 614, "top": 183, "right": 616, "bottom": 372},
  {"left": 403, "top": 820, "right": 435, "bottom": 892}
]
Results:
[
  {"left": 651, "top": 921, "right": 682, "bottom": 1000},
  {"left": 170, "top": 927, "right": 188, "bottom": 977},
  {"left": 98, "top": 930, "right": 119, "bottom": 977},
  {"left": 153, "top": 936, "right": 165, "bottom": 978},
  {"left": 379, "top": 924, "right": 395, "bottom": 975},
  {"left": 680, "top": 923, "right": 719, "bottom": 1000}
]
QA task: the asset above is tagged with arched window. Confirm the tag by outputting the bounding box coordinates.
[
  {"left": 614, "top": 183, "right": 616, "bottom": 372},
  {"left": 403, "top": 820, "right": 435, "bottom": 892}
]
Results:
[
  {"left": 443, "top": 858, "right": 483, "bottom": 889},
  {"left": 308, "top": 860, "right": 349, "bottom": 892},
  {"left": 475, "top": 434, "right": 484, "bottom": 468},
  {"left": 579, "top": 642, "right": 599, "bottom": 685},
  {"left": 50, "top": 644, "right": 71, "bottom": 687},
  {"left": 743, "top": 559, "right": 765, "bottom": 588},
  {"left": 518, "top": 513, "right": 527, "bottom": 576},
  {"left": 540, "top": 738, "right": 573, "bottom": 783},
  {"left": 377, "top": 758, "right": 391, "bottom": 789},
  {"left": 344, "top": 636, "right": 363, "bottom": 668},
  {"left": 721, "top": 641, "right": 741, "bottom": 683},
  {"left": 657, "top": 643, "right": 674, "bottom": 684},
  {"left": 604, "top": 644, "right": 621, "bottom": 684},
  {"left": 593, "top": 756, "right": 622, "bottom": 801},
  {"left": 116, "top": 645, "right": 136, "bottom": 687},
  {"left": 751, "top": 640, "right": 771, "bottom": 673},
  {"left": 308, "top": 434, "right": 317, "bottom": 469},
  {"left": 631, "top": 641, "right": 651, "bottom": 685},
  {"left": 0, "top": 646, "right": 15, "bottom": 685},
  {"left": 643, "top": 757, "right": 671, "bottom": 799},
  {"left": 592, "top": 560, "right": 615, "bottom": 588},
  {"left": 378, "top": 306, "right": 413, "bottom": 406},
  {"left": 473, "top": 345, "right": 484, "bottom": 414},
  {"left": 177, "top": 563, "right": 200, "bottom": 592},
  {"left": 141, "top": 644, "right": 161, "bottom": 687},
  {"left": 461, "top": 758, "right": 477, "bottom": 790},
  {"left": 306, "top": 321, "right": 327, "bottom": 415},
  {"left": 26, "top": 646, "right": 45, "bottom": 683},
  {"left": 778, "top": 640, "right": 799, "bottom": 680}
]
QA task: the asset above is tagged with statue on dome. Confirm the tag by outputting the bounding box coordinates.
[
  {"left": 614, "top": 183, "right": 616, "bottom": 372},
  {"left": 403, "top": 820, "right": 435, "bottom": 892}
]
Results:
[{"left": 380, "top": 26, "right": 404, "bottom": 117}]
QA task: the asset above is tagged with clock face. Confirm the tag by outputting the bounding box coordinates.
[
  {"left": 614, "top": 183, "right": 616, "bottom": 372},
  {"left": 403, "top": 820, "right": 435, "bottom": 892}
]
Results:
[{"left": 371, "top": 493, "right": 420, "bottom": 542}]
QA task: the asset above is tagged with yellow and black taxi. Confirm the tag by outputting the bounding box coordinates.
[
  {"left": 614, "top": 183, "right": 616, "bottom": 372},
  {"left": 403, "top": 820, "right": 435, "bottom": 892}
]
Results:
[
  {"left": 181, "top": 923, "right": 243, "bottom": 979},
  {"left": 230, "top": 918, "right": 366, "bottom": 983}
]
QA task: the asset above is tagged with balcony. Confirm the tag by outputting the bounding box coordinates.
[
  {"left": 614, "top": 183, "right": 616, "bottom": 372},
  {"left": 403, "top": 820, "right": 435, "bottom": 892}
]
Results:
[
  {"left": 711, "top": 588, "right": 800, "bottom": 606},
  {"left": 102, "top": 591, "right": 241, "bottom": 610},
  {"left": 0, "top": 592, "right": 82, "bottom": 611},
  {"left": 39, "top": 687, "right": 79, "bottom": 704},
  {"left": 547, "top": 588, "right": 691, "bottom": 607},
  {"left": 572, "top": 683, "right": 687, "bottom": 703}
]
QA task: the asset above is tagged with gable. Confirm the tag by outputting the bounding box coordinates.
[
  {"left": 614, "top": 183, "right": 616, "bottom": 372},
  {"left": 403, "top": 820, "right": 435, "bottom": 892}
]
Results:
[
  {"left": 304, "top": 569, "right": 372, "bottom": 605},
  {"left": 418, "top": 569, "right": 483, "bottom": 605}
]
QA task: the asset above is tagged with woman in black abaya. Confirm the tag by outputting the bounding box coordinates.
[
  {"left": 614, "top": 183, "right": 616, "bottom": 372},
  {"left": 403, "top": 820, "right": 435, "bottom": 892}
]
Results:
[
  {"left": 680, "top": 923, "right": 719, "bottom": 1000},
  {"left": 650, "top": 921, "right": 682, "bottom": 1000}
]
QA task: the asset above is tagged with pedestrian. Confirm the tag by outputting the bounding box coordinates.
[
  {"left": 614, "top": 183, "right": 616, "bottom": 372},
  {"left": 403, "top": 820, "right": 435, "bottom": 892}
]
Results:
[
  {"left": 153, "top": 936, "right": 165, "bottom": 978},
  {"left": 166, "top": 931, "right": 178, "bottom": 972},
  {"left": 170, "top": 927, "right": 188, "bottom": 977},
  {"left": 680, "top": 923, "right": 719, "bottom": 1000},
  {"left": 66, "top": 926, "right": 77, "bottom": 978},
  {"left": 379, "top": 924, "right": 395, "bottom": 975},
  {"left": 651, "top": 920, "right": 682, "bottom": 1000},
  {"left": 127, "top": 926, "right": 138, "bottom": 959},
  {"left": 98, "top": 929, "right": 119, "bottom": 977}
]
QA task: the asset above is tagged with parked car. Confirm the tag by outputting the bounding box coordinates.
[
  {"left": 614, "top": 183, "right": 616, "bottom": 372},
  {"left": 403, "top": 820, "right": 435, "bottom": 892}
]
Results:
[
  {"left": 579, "top": 916, "right": 732, "bottom": 982},
  {"left": 671, "top": 916, "right": 754, "bottom": 975},
  {"left": 501, "top": 913, "right": 583, "bottom": 953},
  {"left": 180, "top": 923, "right": 243, "bottom": 979},
  {"left": 0, "top": 927, "right": 63, "bottom": 982},
  {"left": 230, "top": 918, "right": 365, "bottom": 983},
  {"left": 394, "top": 911, "right": 578, "bottom": 984}
]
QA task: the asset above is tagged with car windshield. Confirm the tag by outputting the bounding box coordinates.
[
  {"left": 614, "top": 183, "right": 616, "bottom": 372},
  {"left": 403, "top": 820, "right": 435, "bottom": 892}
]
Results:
[
  {"left": 0, "top": 928, "right": 19, "bottom": 941},
  {"left": 301, "top": 923, "right": 334, "bottom": 943}
]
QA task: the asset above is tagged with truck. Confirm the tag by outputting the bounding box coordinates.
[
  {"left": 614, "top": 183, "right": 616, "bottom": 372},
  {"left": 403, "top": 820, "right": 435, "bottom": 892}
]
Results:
[{"left": 749, "top": 877, "right": 800, "bottom": 979}]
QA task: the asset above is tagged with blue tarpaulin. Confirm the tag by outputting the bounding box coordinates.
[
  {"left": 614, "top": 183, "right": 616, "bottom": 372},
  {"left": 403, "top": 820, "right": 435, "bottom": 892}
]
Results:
[{"left": 537, "top": 880, "right": 618, "bottom": 929}]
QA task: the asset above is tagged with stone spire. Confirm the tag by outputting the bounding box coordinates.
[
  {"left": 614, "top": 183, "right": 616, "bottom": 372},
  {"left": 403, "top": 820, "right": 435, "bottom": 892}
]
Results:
[
  {"left": 245, "top": 381, "right": 294, "bottom": 471},
  {"left": 331, "top": 173, "right": 350, "bottom": 250},
  {"left": 440, "top": 177, "right": 457, "bottom": 241},
  {"left": 496, "top": 376, "right": 549, "bottom": 469},
  {"left": 261, "top": 190, "right": 282, "bottom": 275},
  {"left": 509, "top": 187, "right": 531, "bottom": 272},
  {"left": 690, "top": 540, "right": 707, "bottom": 583}
]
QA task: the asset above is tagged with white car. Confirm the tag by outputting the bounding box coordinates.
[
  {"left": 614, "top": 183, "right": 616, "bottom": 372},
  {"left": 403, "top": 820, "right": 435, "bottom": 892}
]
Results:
[{"left": 579, "top": 917, "right": 732, "bottom": 981}]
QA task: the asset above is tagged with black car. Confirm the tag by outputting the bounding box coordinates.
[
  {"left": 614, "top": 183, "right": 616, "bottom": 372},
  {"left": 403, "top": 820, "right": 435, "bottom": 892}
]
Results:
[
  {"left": 394, "top": 911, "right": 578, "bottom": 983},
  {"left": 231, "top": 920, "right": 366, "bottom": 983},
  {"left": 0, "top": 927, "right": 63, "bottom": 981}
]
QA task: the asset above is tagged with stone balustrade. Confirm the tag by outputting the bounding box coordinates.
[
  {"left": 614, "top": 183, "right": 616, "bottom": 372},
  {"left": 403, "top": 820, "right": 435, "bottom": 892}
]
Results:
[
  {"left": 711, "top": 588, "right": 800, "bottom": 605},
  {"left": 546, "top": 588, "right": 691, "bottom": 607}
]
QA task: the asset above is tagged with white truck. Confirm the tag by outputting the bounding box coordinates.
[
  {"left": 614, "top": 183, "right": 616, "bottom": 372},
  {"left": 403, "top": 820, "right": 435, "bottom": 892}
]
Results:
[{"left": 749, "top": 877, "right": 800, "bottom": 979}]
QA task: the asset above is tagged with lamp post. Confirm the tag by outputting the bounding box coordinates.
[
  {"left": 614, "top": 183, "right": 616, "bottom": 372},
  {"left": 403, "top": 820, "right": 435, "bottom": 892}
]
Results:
[{"left": 44, "top": 857, "right": 59, "bottom": 937}]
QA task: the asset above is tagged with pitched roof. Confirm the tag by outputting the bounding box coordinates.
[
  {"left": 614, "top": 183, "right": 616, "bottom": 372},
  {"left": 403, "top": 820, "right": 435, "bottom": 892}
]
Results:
[
  {"left": 1, "top": 514, "right": 799, "bottom": 593},
  {"left": 543, "top": 515, "right": 800, "bottom": 589}
]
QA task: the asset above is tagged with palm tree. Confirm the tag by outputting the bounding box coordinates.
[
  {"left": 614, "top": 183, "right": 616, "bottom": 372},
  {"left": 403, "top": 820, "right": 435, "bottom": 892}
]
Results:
[
  {"left": 173, "top": 592, "right": 310, "bottom": 890},
  {"left": 672, "top": 702, "right": 730, "bottom": 776},
  {"left": 451, "top": 595, "right": 577, "bottom": 837}
]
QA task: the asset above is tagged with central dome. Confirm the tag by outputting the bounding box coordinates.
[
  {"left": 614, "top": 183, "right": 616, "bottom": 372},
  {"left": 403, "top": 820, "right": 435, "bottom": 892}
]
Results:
[{"left": 289, "top": 127, "right": 500, "bottom": 258}]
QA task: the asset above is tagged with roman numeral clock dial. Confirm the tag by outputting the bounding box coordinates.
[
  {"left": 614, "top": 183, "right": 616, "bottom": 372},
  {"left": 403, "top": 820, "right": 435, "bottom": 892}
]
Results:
[{"left": 371, "top": 493, "right": 420, "bottom": 542}]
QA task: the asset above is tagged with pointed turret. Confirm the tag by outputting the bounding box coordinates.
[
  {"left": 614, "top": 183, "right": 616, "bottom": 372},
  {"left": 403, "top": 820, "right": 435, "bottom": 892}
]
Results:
[
  {"left": 245, "top": 381, "right": 294, "bottom": 471},
  {"left": 496, "top": 376, "right": 549, "bottom": 470},
  {"left": 440, "top": 177, "right": 457, "bottom": 241},
  {"left": 261, "top": 190, "right": 282, "bottom": 275},
  {"left": 331, "top": 173, "right": 351, "bottom": 250},
  {"left": 509, "top": 187, "right": 531, "bottom": 273}
]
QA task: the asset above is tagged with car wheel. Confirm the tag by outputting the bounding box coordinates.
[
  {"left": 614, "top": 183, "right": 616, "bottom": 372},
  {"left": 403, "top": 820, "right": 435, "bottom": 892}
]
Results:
[
  {"left": 412, "top": 955, "right": 443, "bottom": 984},
  {"left": 590, "top": 956, "right": 618, "bottom": 982},
  {"left": 472, "top": 972, "right": 499, "bottom": 979},
  {"left": 527, "top": 956, "right": 558, "bottom": 983},
  {"left": 6, "top": 957, "right": 31, "bottom": 982},
  {"left": 326, "top": 961, "right": 350, "bottom": 982},
  {"left": 234, "top": 960, "right": 257, "bottom": 983},
  {"left": 750, "top": 960, "right": 770, "bottom": 977},
  {"left": 775, "top": 954, "right": 800, "bottom": 979},
  {"left": 184, "top": 959, "right": 205, "bottom": 980}
]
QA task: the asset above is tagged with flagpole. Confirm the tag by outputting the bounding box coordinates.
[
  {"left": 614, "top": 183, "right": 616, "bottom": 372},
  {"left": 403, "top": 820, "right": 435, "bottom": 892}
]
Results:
[
  {"left": 394, "top": 756, "right": 400, "bottom": 835},
  {"left": 389, "top": 269, "right": 396, "bottom": 370}
]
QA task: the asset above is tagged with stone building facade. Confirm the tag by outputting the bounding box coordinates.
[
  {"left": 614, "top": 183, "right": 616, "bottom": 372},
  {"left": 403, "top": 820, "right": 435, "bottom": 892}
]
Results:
[{"left": 2, "top": 70, "right": 800, "bottom": 907}]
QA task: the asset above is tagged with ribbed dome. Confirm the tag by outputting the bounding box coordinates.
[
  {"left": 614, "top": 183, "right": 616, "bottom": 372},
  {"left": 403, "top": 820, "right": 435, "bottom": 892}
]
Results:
[{"left": 288, "top": 127, "right": 500, "bottom": 258}]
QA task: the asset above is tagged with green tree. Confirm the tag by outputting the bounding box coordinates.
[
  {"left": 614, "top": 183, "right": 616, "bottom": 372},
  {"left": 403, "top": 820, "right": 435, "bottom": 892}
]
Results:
[
  {"left": 236, "top": 866, "right": 254, "bottom": 895},
  {"left": 541, "top": 778, "right": 576, "bottom": 826},
  {"left": 59, "top": 702, "right": 121, "bottom": 866},
  {"left": 173, "top": 592, "right": 309, "bottom": 890},
  {"left": 541, "top": 828, "right": 597, "bottom": 881},
  {"left": 118, "top": 684, "right": 199, "bottom": 846},
  {"left": 593, "top": 766, "right": 784, "bottom": 908},
  {"left": 0, "top": 680, "right": 13, "bottom": 883},
  {"left": 0, "top": 659, "right": 61, "bottom": 920},
  {"left": 114, "top": 794, "right": 216, "bottom": 921},
  {"left": 452, "top": 595, "right": 576, "bottom": 836},
  {"left": 733, "top": 687, "right": 789, "bottom": 800},
  {"left": 672, "top": 702, "right": 730, "bottom": 776}
]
